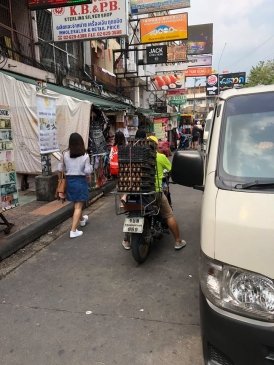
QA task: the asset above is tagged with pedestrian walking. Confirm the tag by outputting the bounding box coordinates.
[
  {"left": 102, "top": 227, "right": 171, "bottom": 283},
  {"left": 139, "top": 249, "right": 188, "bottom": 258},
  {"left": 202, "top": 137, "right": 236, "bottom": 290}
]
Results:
[{"left": 58, "top": 132, "right": 92, "bottom": 238}]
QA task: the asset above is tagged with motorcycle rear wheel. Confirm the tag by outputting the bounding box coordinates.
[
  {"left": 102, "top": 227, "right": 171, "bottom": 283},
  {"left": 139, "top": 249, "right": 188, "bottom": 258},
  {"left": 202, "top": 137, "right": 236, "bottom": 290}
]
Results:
[{"left": 131, "top": 219, "right": 151, "bottom": 264}]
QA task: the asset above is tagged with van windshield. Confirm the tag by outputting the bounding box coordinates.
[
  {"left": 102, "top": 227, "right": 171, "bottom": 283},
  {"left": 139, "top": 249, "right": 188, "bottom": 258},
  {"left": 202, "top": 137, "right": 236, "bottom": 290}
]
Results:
[{"left": 220, "top": 92, "right": 274, "bottom": 182}]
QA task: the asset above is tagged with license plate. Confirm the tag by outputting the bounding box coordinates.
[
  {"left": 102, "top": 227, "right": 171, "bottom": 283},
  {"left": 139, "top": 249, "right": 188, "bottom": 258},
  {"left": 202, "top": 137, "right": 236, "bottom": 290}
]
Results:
[{"left": 123, "top": 217, "right": 144, "bottom": 233}]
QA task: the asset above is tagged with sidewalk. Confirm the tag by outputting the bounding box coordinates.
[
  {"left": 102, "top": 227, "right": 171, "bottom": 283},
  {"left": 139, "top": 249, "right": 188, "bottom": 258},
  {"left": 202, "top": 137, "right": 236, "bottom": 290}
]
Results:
[{"left": 0, "top": 180, "right": 116, "bottom": 260}]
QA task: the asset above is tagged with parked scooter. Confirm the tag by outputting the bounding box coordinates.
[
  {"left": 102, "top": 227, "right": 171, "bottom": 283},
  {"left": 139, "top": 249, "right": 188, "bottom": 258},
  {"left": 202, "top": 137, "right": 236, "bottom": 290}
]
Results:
[{"left": 114, "top": 171, "right": 171, "bottom": 264}]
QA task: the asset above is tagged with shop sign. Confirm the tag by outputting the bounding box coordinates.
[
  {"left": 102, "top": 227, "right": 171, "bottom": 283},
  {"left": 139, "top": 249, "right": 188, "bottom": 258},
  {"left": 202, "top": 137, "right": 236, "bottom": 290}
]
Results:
[
  {"left": 167, "top": 45, "right": 187, "bottom": 62},
  {"left": 151, "top": 73, "right": 185, "bottom": 91},
  {"left": 146, "top": 46, "right": 167, "bottom": 64},
  {"left": 0, "top": 106, "right": 19, "bottom": 212},
  {"left": 36, "top": 95, "right": 59, "bottom": 154},
  {"left": 131, "top": 0, "right": 190, "bottom": 15},
  {"left": 166, "top": 89, "right": 186, "bottom": 95},
  {"left": 206, "top": 74, "right": 219, "bottom": 96},
  {"left": 151, "top": 55, "right": 212, "bottom": 73},
  {"left": 185, "top": 67, "right": 212, "bottom": 77},
  {"left": 140, "top": 13, "right": 188, "bottom": 44},
  {"left": 167, "top": 95, "right": 187, "bottom": 106},
  {"left": 52, "top": 1, "right": 128, "bottom": 42},
  {"left": 27, "top": 0, "right": 92, "bottom": 10},
  {"left": 219, "top": 72, "right": 246, "bottom": 91}
]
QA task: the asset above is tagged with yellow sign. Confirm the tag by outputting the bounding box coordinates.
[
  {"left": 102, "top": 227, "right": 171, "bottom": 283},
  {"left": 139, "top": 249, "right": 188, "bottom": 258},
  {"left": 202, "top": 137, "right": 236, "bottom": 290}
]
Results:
[{"left": 140, "top": 13, "right": 188, "bottom": 44}]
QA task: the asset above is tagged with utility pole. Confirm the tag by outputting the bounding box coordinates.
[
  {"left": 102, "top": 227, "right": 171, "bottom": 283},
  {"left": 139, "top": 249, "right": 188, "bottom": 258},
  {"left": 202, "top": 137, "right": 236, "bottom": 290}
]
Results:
[{"left": 193, "top": 77, "right": 201, "bottom": 120}]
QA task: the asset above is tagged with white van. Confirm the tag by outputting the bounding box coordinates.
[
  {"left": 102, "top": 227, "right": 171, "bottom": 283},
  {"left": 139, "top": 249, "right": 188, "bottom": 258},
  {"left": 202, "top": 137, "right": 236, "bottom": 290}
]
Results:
[
  {"left": 202, "top": 110, "right": 213, "bottom": 152},
  {"left": 172, "top": 85, "right": 274, "bottom": 364}
]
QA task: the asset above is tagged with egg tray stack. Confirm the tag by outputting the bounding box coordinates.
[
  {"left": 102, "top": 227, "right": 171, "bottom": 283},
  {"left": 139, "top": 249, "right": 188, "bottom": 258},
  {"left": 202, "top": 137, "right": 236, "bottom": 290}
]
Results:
[{"left": 118, "top": 139, "right": 156, "bottom": 193}]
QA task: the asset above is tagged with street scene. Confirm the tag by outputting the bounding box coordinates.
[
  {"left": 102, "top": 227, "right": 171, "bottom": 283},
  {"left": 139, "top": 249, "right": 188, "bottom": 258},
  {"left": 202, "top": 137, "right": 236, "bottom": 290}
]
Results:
[
  {"left": 0, "top": 185, "right": 203, "bottom": 365},
  {"left": 1, "top": 0, "right": 274, "bottom": 364}
]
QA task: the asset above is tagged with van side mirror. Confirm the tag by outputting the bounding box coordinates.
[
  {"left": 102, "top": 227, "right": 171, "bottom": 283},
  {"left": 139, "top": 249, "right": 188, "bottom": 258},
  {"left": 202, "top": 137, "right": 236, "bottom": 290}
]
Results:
[{"left": 171, "top": 150, "right": 204, "bottom": 188}]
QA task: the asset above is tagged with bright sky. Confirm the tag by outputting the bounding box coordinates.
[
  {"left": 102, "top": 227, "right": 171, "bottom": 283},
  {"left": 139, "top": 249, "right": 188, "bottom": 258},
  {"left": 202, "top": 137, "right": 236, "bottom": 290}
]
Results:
[{"left": 186, "top": 0, "right": 274, "bottom": 76}]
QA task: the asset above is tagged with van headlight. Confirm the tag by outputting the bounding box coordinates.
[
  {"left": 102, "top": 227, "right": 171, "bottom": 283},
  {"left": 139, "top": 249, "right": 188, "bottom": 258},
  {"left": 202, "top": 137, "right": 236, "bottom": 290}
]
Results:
[{"left": 200, "top": 253, "right": 274, "bottom": 322}]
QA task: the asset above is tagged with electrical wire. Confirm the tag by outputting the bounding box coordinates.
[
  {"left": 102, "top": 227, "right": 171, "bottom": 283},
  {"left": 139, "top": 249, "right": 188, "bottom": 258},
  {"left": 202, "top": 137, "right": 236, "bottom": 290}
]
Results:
[{"left": 227, "top": 34, "right": 274, "bottom": 70}]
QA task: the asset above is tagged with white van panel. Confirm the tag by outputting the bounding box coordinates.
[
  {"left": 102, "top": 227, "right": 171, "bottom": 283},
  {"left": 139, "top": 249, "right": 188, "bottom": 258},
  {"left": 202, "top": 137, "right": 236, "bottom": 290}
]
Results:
[{"left": 215, "top": 190, "right": 274, "bottom": 279}]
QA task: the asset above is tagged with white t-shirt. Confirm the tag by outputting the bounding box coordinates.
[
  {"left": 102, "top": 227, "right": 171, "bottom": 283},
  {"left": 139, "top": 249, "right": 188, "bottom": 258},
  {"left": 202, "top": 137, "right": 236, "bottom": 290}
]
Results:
[{"left": 58, "top": 151, "right": 92, "bottom": 176}]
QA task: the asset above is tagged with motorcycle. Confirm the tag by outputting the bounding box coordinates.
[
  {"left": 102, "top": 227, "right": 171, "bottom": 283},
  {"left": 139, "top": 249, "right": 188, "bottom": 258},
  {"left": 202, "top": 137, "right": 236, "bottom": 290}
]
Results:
[{"left": 114, "top": 171, "right": 171, "bottom": 264}]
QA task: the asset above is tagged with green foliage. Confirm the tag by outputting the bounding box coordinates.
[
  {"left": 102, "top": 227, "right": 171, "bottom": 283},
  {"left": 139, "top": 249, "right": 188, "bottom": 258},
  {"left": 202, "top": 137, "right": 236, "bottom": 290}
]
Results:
[{"left": 247, "top": 60, "right": 274, "bottom": 86}]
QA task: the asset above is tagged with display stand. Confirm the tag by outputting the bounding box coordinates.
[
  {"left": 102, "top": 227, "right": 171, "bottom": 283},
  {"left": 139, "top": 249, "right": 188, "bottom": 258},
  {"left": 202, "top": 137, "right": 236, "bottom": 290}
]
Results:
[{"left": 0, "top": 213, "right": 14, "bottom": 234}]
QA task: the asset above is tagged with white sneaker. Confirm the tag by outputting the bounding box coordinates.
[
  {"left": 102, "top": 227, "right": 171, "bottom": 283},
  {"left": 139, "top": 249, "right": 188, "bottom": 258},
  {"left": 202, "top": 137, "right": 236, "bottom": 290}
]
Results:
[
  {"left": 80, "top": 215, "right": 88, "bottom": 227},
  {"left": 174, "top": 240, "right": 187, "bottom": 250},
  {"left": 70, "top": 229, "right": 83, "bottom": 238}
]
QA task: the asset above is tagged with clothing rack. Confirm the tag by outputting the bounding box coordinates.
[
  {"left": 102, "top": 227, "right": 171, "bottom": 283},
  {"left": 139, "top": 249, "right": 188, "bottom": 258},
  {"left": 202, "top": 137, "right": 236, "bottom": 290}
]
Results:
[{"left": 0, "top": 212, "right": 14, "bottom": 234}]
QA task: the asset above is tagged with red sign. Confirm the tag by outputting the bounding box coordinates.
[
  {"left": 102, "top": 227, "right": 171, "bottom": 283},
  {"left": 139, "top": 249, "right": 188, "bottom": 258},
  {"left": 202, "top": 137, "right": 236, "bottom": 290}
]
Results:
[
  {"left": 166, "top": 89, "right": 186, "bottom": 95},
  {"left": 27, "top": 0, "right": 92, "bottom": 10},
  {"left": 185, "top": 67, "right": 212, "bottom": 77}
]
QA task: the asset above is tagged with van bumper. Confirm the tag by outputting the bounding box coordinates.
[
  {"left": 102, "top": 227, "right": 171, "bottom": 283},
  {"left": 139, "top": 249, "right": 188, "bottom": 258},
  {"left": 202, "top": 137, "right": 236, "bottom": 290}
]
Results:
[{"left": 200, "top": 288, "right": 274, "bottom": 365}]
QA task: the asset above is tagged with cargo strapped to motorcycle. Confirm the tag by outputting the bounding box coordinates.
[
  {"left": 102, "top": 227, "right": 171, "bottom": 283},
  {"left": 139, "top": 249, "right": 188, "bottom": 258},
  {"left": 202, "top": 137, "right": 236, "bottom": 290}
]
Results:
[{"left": 113, "top": 191, "right": 160, "bottom": 216}]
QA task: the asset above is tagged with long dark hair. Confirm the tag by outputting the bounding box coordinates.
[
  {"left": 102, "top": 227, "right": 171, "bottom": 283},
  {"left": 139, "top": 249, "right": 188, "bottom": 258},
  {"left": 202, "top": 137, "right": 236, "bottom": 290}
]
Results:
[
  {"left": 69, "top": 133, "right": 86, "bottom": 158},
  {"left": 114, "top": 131, "right": 126, "bottom": 146}
]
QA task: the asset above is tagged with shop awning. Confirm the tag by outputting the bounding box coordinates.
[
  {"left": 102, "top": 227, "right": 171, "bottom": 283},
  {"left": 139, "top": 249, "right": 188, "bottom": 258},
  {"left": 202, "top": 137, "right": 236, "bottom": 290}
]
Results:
[{"left": 1, "top": 70, "right": 132, "bottom": 111}]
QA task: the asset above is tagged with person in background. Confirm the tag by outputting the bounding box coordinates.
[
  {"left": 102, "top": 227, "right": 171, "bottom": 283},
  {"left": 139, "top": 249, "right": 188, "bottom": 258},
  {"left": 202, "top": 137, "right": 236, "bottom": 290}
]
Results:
[
  {"left": 191, "top": 121, "right": 201, "bottom": 150},
  {"left": 109, "top": 130, "right": 126, "bottom": 178},
  {"left": 58, "top": 132, "right": 92, "bottom": 238}
]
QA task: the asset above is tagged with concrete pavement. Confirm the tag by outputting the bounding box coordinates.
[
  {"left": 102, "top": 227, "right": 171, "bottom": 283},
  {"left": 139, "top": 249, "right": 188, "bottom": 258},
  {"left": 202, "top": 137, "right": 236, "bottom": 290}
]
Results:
[{"left": 0, "top": 180, "right": 116, "bottom": 261}]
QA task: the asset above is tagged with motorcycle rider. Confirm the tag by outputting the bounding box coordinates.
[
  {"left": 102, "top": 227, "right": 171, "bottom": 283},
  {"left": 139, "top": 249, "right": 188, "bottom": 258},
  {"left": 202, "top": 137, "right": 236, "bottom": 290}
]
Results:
[
  {"left": 148, "top": 135, "right": 186, "bottom": 250},
  {"left": 122, "top": 134, "right": 187, "bottom": 251}
]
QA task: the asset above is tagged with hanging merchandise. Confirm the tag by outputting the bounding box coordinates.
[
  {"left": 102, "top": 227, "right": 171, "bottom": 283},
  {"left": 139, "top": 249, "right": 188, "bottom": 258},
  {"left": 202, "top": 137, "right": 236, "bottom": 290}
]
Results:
[{"left": 0, "top": 106, "right": 19, "bottom": 212}]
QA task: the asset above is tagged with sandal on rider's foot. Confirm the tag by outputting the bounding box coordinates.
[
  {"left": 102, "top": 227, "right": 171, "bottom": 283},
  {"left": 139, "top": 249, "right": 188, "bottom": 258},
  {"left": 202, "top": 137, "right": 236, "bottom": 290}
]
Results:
[
  {"left": 174, "top": 240, "right": 187, "bottom": 250},
  {"left": 122, "top": 240, "right": 131, "bottom": 250}
]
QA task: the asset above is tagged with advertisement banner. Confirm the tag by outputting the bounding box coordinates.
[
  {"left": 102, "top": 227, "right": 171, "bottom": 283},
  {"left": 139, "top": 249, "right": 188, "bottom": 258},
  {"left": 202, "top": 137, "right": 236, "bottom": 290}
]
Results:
[
  {"left": 185, "top": 67, "right": 212, "bottom": 77},
  {"left": 151, "top": 73, "right": 185, "bottom": 91},
  {"left": 182, "top": 23, "right": 213, "bottom": 55},
  {"left": 153, "top": 118, "right": 167, "bottom": 140},
  {"left": 146, "top": 45, "right": 167, "bottom": 64},
  {"left": 219, "top": 72, "right": 246, "bottom": 91},
  {"left": 167, "top": 45, "right": 187, "bottom": 62},
  {"left": 166, "top": 89, "right": 186, "bottom": 95},
  {"left": 52, "top": 2, "right": 128, "bottom": 42},
  {"left": 0, "top": 106, "right": 19, "bottom": 212},
  {"left": 36, "top": 95, "right": 59, "bottom": 154},
  {"left": 131, "top": 0, "right": 190, "bottom": 15},
  {"left": 167, "top": 96, "right": 187, "bottom": 106},
  {"left": 140, "top": 13, "right": 188, "bottom": 44}
]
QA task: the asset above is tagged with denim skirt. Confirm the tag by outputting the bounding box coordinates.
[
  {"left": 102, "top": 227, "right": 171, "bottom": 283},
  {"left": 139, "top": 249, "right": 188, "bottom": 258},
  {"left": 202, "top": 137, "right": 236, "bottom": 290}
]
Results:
[{"left": 66, "top": 175, "right": 89, "bottom": 202}]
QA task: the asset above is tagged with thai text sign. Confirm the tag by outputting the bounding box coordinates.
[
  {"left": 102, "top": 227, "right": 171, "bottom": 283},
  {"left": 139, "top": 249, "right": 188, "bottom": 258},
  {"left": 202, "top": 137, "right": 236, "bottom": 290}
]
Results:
[
  {"left": 140, "top": 13, "right": 188, "bottom": 44},
  {"left": 0, "top": 106, "right": 19, "bottom": 212},
  {"left": 37, "top": 95, "right": 59, "bottom": 154},
  {"left": 167, "top": 95, "right": 187, "bottom": 106},
  {"left": 130, "top": 0, "right": 190, "bottom": 15},
  {"left": 52, "top": 2, "right": 128, "bottom": 42},
  {"left": 219, "top": 72, "right": 246, "bottom": 91},
  {"left": 27, "top": 0, "right": 92, "bottom": 10},
  {"left": 185, "top": 67, "right": 212, "bottom": 77}
]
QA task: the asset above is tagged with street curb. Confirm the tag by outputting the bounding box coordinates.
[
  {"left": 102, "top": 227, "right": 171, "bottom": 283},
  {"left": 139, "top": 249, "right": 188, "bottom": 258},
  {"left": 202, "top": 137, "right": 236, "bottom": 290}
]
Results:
[{"left": 0, "top": 180, "right": 116, "bottom": 261}]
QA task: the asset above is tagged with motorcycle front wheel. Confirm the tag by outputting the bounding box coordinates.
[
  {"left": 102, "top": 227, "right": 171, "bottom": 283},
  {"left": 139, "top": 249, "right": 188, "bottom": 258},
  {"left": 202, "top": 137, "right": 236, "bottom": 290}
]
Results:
[{"left": 131, "top": 218, "right": 151, "bottom": 264}]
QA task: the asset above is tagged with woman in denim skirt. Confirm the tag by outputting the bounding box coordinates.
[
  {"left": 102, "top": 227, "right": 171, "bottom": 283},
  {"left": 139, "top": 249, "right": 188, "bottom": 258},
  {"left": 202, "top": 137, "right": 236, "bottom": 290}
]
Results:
[{"left": 58, "top": 133, "right": 92, "bottom": 238}]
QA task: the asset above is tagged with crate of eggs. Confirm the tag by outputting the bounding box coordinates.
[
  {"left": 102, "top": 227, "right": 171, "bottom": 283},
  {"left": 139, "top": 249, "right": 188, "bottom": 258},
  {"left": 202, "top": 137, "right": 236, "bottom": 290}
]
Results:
[{"left": 118, "top": 139, "right": 156, "bottom": 193}]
